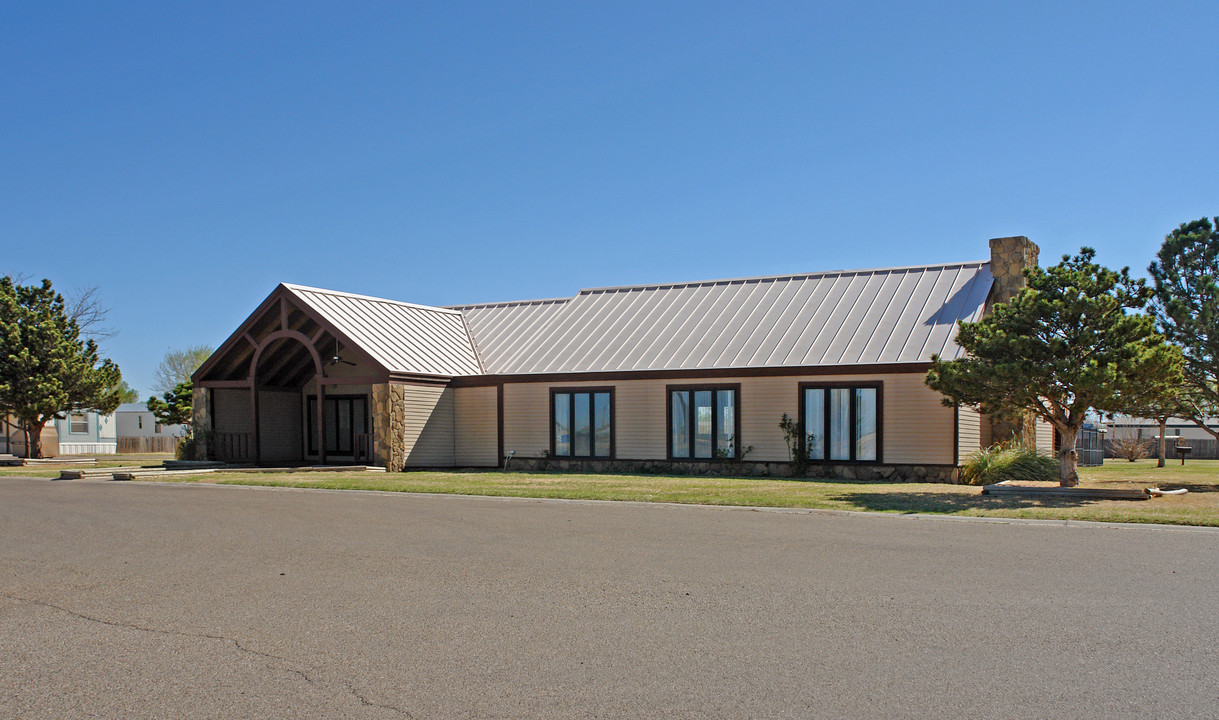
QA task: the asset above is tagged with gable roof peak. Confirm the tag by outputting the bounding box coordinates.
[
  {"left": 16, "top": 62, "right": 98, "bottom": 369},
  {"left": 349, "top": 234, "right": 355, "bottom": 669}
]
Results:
[{"left": 279, "top": 282, "right": 463, "bottom": 316}]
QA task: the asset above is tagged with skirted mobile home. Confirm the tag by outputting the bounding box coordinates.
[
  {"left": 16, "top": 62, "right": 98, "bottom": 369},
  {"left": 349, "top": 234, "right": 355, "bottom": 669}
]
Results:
[{"left": 192, "top": 236, "right": 1052, "bottom": 481}]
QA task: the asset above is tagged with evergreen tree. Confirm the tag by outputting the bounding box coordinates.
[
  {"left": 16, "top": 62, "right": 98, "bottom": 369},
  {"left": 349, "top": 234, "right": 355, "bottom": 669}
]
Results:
[
  {"left": 146, "top": 380, "right": 193, "bottom": 428},
  {"left": 927, "top": 249, "right": 1182, "bottom": 486},
  {"left": 1148, "top": 217, "right": 1219, "bottom": 438},
  {"left": 0, "top": 277, "right": 124, "bottom": 457}
]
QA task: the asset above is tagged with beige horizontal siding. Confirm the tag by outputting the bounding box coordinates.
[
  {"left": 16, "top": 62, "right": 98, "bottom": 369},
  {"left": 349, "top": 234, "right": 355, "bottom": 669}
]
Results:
[
  {"left": 1036, "top": 417, "right": 1055, "bottom": 455},
  {"left": 737, "top": 376, "right": 798, "bottom": 461},
  {"left": 613, "top": 381, "right": 668, "bottom": 459},
  {"left": 498, "top": 372, "right": 956, "bottom": 465},
  {"left": 809, "top": 373, "right": 955, "bottom": 466},
  {"left": 454, "top": 386, "right": 498, "bottom": 466},
  {"left": 502, "top": 383, "right": 552, "bottom": 458},
  {"left": 957, "top": 405, "right": 982, "bottom": 463},
  {"left": 404, "top": 385, "right": 455, "bottom": 466}
]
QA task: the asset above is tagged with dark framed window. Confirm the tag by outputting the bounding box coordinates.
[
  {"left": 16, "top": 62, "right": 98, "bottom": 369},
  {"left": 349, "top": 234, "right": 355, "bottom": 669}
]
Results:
[
  {"left": 551, "top": 388, "right": 614, "bottom": 458},
  {"left": 307, "top": 395, "right": 369, "bottom": 456},
  {"left": 667, "top": 384, "right": 741, "bottom": 460},
  {"left": 70, "top": 414, "right": 88, "bottom": 434},
  {"left": 799, "top": 382, "right": 882, "bottom": 463}
]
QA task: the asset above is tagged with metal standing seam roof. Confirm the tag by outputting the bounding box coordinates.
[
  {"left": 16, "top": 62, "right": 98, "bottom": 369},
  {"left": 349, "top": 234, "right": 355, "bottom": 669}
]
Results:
[
  {"left": 271, "top": 261, "right": 991, "bottom": 379},
  {"left": 283, "top": 284, "right": 484, "bottom": 377},
  {"left": 452, "top": 262, "right": 994, "bottom": 375},
  {"left": 447, "top": 298, "right": 570, "bottom": 375}
]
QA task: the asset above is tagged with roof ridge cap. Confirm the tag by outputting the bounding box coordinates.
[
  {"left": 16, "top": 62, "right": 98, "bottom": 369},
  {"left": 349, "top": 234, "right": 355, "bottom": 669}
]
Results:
[
  {"left": 447, "top": 297, "right": 572, "bottom": 310},
  {"left": 574, "top": 261, "right": 989, "bottom": 295},
  {"left": 282, "top": 283, "right": 463, "bottom": 315}
]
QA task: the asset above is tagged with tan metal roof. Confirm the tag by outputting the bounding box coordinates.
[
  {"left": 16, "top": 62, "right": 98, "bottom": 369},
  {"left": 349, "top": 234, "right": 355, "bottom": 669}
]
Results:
[
  {"left": 454, "top": 262, "right": 993, "bottom": 375},
  {"left": 258, "top": 261, "right": 990, "bottom": 380},
  {"left": 284, "top": 284, "right": 484, "bottom": 377},
  {"left": 448, "top": 298, "right": 570, "bottom": 375}
]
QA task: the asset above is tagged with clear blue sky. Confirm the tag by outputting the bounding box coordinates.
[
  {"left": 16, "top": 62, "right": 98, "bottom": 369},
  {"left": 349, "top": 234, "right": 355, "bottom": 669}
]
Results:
[{"left": 3, "top": 1, "right": 1216, "bottom": 396}]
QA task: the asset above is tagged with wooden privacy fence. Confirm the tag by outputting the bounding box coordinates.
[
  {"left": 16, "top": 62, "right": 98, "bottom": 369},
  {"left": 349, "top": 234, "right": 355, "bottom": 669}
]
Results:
[
  {"left": 117, "top": 436, "right": 181, "bottom": 454},
  {"left": 1104, "top": 438, "right": 1219, "bottom": 460}
]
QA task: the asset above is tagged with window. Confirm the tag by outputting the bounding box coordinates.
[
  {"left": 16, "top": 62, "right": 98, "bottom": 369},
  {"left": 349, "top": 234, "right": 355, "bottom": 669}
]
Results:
[
  {"left": 307, "top": 395, "right": 369, "bottom": 456},
  {"left": 154, "top": 423, "right": 163, "bottom": 434},
  {"left": 138, "top": 416, "right": 143, "bottom": 430},
  {"left": 800, "top": 383, "right": 881, "bottom": 463},
  {"left": 668, "top": 385, "right": 740, "bottom": 460},
  {"left": 70, "top": 414, "right": 88, "bottom": 434},
  {"left": 551, "top": 389, "right": 613, "bottom": 458}
]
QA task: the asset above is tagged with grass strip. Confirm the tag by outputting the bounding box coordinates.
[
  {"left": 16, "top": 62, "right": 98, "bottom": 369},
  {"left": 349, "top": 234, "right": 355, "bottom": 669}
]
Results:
[{"left": 142, "top": 459, "right": 1219, "bottom": 528}]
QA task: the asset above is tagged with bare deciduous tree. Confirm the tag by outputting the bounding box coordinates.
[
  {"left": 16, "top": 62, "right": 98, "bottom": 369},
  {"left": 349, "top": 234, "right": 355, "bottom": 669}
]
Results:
[
  {"left": 153, "top": 345, "right": 214, "bottom": 395},
  {"left": 65, "top": 285, "right": 117, "bottom": 341},
  {"left": 1109, "top": 428, "right": 1152, "bottom": 462},
  {"left": 3, "top": 273, "right": 116, "bottom": 342}
]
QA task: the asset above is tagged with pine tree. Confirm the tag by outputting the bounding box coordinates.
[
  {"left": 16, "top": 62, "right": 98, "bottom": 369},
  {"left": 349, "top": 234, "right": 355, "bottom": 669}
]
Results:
[
  {"left": 1148, "top": 217, "right": 1219, "bottom": 438},
  {"left": 926, "top": 249, "right": 1182, "bottom": 486},
  {"left": 146, "top": 380, "right": 194, "bottom": 428},
  {"left": 0, "top": 277, "right": 124, "bottom": 458}
]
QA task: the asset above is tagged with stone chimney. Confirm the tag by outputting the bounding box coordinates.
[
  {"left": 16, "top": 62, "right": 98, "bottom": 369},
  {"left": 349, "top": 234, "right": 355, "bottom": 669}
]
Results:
[
  {"left": 987, "top": 236, "right": 1039, "bottom": 309},
  {"left": 986, "top": 236, "right": 1041, "bottom": 450}
]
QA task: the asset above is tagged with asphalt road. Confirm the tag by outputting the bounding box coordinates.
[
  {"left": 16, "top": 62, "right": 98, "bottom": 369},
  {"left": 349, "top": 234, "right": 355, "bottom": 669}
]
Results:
[{"left": 1, "top": 477, "right": 1217, "bottom": 719}]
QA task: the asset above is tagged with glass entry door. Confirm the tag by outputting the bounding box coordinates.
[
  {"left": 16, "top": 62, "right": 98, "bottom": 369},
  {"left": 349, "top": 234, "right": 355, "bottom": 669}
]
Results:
[{"left": 307, "top": 395, "right": 368, "bottom": 457}]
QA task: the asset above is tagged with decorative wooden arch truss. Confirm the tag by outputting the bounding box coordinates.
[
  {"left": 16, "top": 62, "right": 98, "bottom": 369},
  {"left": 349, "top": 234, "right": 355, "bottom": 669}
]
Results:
[{"left": 193, "top": 288, "right": 392, "bottom": 465}]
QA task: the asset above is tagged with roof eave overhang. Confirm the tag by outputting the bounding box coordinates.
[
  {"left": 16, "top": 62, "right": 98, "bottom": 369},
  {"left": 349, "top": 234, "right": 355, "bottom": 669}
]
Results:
[{"left": 449, "top": 361, "right": 934, "bottom": 387}]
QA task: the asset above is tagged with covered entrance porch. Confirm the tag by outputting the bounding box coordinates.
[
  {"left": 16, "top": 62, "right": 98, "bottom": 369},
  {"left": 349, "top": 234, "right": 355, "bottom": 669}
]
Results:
[
  {"left": 192, "top": 287, "right": 389, "bottom": 466},
  {"left": 190, "top": 282, "right": 485, "bottom": 471}
]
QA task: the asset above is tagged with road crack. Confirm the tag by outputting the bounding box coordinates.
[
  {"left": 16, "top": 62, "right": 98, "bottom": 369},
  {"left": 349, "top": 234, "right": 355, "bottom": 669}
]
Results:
[{"left": 1, "top": 592, "right": 414, "bottom": 718}]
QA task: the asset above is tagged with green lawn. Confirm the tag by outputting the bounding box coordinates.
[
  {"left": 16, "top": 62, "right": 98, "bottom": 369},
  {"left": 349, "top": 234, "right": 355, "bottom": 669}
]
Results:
[{"left": 142, "top": 459, "right": 1219, "bottom": 528}]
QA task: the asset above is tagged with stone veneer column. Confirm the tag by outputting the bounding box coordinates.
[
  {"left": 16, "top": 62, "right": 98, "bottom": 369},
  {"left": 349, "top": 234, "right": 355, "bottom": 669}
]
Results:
[
  {"left": 191, "top": 387, "right": 212, "bottom": 460},
  {"left": 372, "top": 383, "right": 407, "bottom": 471},
  {"left": 987, "top": 236, "right": 1041, "bottom": 449},
  {"left": 988, "top": 236, "right": 1040, "bottom": 309}
]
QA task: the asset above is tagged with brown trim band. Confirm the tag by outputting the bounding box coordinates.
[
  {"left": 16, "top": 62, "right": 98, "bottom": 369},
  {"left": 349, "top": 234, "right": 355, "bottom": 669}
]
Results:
[
  {"left": 953, "top": 403, "right": 960, "bottom": 467},
  {"left": 320, "top": 375, "right": 389, "bottom": 387},
  {"left": 450, "top": 362, "right": 932, "bottom": 388},
  {"left": 496, "top": 382, "right": 505, "bottom": 468},
  {"left": 198, "top": 379, "right": 253, "bottom": 389},
  {"left": 387, "top": 372, "right": 452, "bottom": 386}
]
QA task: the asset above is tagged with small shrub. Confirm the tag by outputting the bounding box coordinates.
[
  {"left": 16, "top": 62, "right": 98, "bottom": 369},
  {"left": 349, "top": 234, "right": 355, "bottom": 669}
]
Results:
[
  {"left": 175, "top": 427, "right": 212, "bottom": 461},
  {"left": 960, "top": 443, "right": 1058, "bottom": 486},
  {"left": 778, "top": 414, "right": 813, "bottom": 474},
  {"left": 1109, "top": 433, "right": 1152, "bottom": 462},
  {"left": 714, "top": 439, "right": 754, "bottom": 462}
]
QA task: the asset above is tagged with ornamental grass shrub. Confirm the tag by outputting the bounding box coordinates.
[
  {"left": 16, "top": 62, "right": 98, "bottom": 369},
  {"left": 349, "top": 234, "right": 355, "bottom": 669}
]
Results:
[
  {"left": 1109, "top": 433, "right": 1153, "bottom": 462},
  {"left": 960, "top": 443, "right": 1058, "bottom": 486}
]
